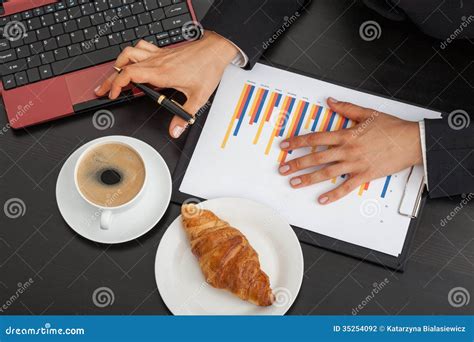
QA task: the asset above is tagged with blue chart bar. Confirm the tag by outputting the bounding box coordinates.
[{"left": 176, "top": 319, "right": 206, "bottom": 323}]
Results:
[
  {"left": 381, "top": 175, "right": 392, "bottom": 198},
  {"left": 0, "top": 316, "right": 472, "bottom": 342}
]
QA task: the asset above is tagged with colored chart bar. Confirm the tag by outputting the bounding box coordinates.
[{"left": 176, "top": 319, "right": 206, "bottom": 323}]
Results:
[
  {"left": 381, "top": 175, "right": 392, "bottom": 198},
  {"left": 248, "top": 88, "right": 269, "bottom": 125},
  {"left": 253, "top": 91, "right": 280, "bottom": 144},
  {"left": 265, "top": 96, "right": 293, "bottom": 155},
  {"left": 278, "top": 100, "right": 308, "bottom": 163},
  {"left": 233, "top": 85, "right": 255, "bottom": 136},
  {"left": 221, "top": 83, "right": 253, "bottom": 148}
]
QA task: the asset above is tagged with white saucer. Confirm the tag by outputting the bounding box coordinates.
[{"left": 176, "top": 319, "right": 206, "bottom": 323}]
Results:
[
  {"left": 155, "top": 197, "right": 304, "bottom": 315},
  {"left": 56, "top": 135, "right": 172, "bottom": 244}
]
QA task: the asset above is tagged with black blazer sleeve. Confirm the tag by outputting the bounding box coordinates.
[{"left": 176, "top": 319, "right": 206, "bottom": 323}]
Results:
[
  {"left": 201, "top": 0, "right": 308, "bottom": 69},
  {"left": 425, "top": 113, "right": 474, "bottom": 198}
]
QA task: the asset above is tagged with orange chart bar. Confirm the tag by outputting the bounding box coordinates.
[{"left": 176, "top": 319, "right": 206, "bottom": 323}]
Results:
[
  {"left": 265, "top": 96, "right": 292, "bottom": 155},
  {"left": 221, "top": 83, "right": 252, "bottom": 148},
  {"left": 253, "top": 91, "right": 280, "bottom": 145}
]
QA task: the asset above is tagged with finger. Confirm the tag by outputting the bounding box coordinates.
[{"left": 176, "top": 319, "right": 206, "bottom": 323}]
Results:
[
  {"left": 134, "top": 39, "right": 160, "bottom": 52},
  {"left": 95, "top": 71, "right": 117, "bottom": 96},
  {"left": 169, "top": 96, "right": 206, "bottom": 139},
  {"left": 317, "top": 174, "right": 364, "bottom": 204},
  {"left": 280, "top": 131, "right": 342, "bottom": 150},
  {"left": 288, "top": 162, "right": 354, "bottom": 188},
  {"left": 114, "top": 46, "right": 154, "bottom": 69},
  {"left": 279, "top": 148, "right": 344, "bottom": 175},
  {"left": 109, "top": 65, "right": 154, "bottom": 99},
  {"left": 327, "top": 97, "right": 375, "bottom": 122}
]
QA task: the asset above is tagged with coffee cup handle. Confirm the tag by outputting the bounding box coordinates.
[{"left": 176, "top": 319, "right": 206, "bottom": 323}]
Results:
[{"left": 100, "top": 210, "right": 113, "bottom": 230}]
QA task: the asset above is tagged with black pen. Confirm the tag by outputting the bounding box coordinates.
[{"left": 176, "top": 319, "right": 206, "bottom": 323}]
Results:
[{"left": 113, "top": 66, "right": 195, "bottom": 125}]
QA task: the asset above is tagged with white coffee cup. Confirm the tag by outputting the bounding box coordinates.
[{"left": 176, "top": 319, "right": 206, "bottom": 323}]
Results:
[{"left": 74, "top": 140, "right": 147, "bottom": 230}]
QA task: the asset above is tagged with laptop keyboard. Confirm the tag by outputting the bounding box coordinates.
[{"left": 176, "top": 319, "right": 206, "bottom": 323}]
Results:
[{"left": 0, "top": 0, "right": 192, "bottom": 90}]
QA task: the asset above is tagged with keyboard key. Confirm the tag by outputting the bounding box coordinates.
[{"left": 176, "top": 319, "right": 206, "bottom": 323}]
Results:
[
  {"left": 77, "top": 16, "right": 92, "bottom": 29},
  {"left": 43, "top": 37, "right": 58, "bottom": 51},
  {"left": 55, "top": 2, "right": 67, "bottom": 10},
  {"left": 94, "top": 0, "right": 109, "bottom": 12},
  {"left": 94, "top": 36, "right": 109, "bottom": 49},
  {"left": 0, "top": 59, "right": 27, "bottom": 75},
  {"left": 162, "top": 13, "right": 190, "bottom": 30},
  {"left": 15, "top": 45, "right": 30, "bottom": 58},
  {"left": 137, "top": 12, "right": 151, "bottom": 25},
  {"left": 130, "top": 2, "right": 145, "bottom": 14},
  {"left": 143, "top": 35, "right": 157, "bottom": 45},
  {"left": 27, "top": 55, "right": 41, "bottom": 68},
  {"left": 70, "top": 31, "right": 85, "bottom": 43},
  {"left": 36, "top": 27, "right": 51, "bottom": 40},
  {"left": 39, "top": 65, "right": 53, "bottom": 79},
  {"left": 33, "top": 7, "right": 44, "bottom": 16},
  {"left": 27, "top": 17, "right": 41, "bottom": 30},
  {"left": 157, "top": 38, "right": 170, "bottom": 46},
  {"left": 151, "top": 8, "right": 165, "bottom": 21},
  {"left": 68, "top": 6, "right": 83, "bottom": 19},
  {"left": 144, "top": 0, "right": 158, "bottom": 11},
  {"left": 109, "top": 0, "right": 122, "bottom": 8},
  {"left": 40, "top": 13, "right": 55, "bottom": 26},
  {"left": 53, "top": 47, "right": 69, "bottom": 60},
  {"left": 164, "top": 3, "right": 188, "bottom": 17},
  {"left": 108, "top": 32, "right": 122, "bottom": 45},
  {"left": 67, "top": 44, "right": 82, "bottom": 56},
  {"left": 40, "top": 51, "right": 55, "bottom": 64},
  {"left": 124, "top": 16, "right": 138, "bottom": 29},
  {"left": 83, "top": 27, "right": 98, "bottom": 40},
  {"left": 121, "top": 29, "right": 136, "bottom": 41},
  {"left": 66, "top": 0, "right": 78, "bottom": 7},
  {"left": 2, "top": 75, "right": 15, "bottom": 90},
  {"left": 117, "top": 5, "right": 132, "bottom": 18},
  {"left": 27, "top": 68, "right": 40, "bottom": 83},
  {"left": 50, "top": 23, "right": 65, "bottom": 36},
  {"left": 155, "top": 32, "right": 169, "bottom": 40},
  {"left": 29, "top": 42, "right": 44, "bottom": 53},
  {"left": 52, "top": 45, "right": 120, "bottom": 75},
  {"left": 0, "top": 40, "right": 10, "bottom": 51},
  {"left": 81, "top": 3, "right": 96, "bottom": 16},
  {"left": 23, "top": 31, "right": 37, "bottom": 44},
  {"left": 90, "top": 13, "right": 105, "bottom": 25},
  {"left": 111, "top": 19, "right": 125, "bottom": 32},
  {"left": 54, "top": 10, "right": 69, "bottom": 23},
  {"left": 0, "top": 49, "right": 16, "bottom": 63},
  {"left": 157, "top": 0, "right": 171, "bottom": 7},
  {"left": 169, "top": 28, "right": 180, "bottom": 36},
  {"left": 14, "top": 71, "right": 28, "bottom": 86},
  {"left": 44, "top": 5, "right": 56, "bottom": 13},
  {"left": 134, "top": 25, "right": 149, "bottom": 38},
  {"left": 22, "top": 10, "right": 33, "bottom": 20},
  {"left": 148, "top": 22, "right": 162, "bottom": 34},
  {"left": 170, "top": 34, "right": 183, "bottom": 43},
  {"left": 63, "top": 20, "right": 78, "bottom": 33}
]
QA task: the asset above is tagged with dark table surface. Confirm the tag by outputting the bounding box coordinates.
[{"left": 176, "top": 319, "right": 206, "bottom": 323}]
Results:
[{"left": 0, "top": 0, "right": 473, "bottom": 315}]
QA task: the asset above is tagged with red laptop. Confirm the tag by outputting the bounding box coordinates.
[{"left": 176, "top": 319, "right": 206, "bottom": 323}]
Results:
[{"left": 0, "top": 0, "right": 197, "bottom": 128}]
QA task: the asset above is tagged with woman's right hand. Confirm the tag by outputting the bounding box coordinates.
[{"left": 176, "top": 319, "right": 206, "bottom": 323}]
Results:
[{"left": 95, "top": 31, "right": 239, "bottom": 138}]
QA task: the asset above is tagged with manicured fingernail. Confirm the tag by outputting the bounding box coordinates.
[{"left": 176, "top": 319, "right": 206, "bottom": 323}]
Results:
[
  {"left": 290, "top": 178, "right": 302, "bottom": 186},
  {"left": 94, "top": 86, "right": 100, "bottom": 93},
  {"left": 328, "top": 97, "right": 338, "bottom": 104},
  {"left": 280, "top": 141, "right": 290, "bottom": 149},
  {"left": 279, "top": 165, "right": 290, "bottom": 174},
  {"left": 319, "top": 196, "right": 329, "bottom": 204},
  {"left": 172, "top": 125, "right": 185, "bottom": 138}
]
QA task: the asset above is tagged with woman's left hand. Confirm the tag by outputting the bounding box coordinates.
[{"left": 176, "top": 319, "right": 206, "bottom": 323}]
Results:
[{"left": 279, "top": 97, "right": 423, "bottom": 205}]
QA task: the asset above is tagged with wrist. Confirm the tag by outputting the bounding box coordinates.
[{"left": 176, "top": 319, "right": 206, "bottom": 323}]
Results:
[{"left": 202, "top": 31, "right": 239, "bottom": 65}]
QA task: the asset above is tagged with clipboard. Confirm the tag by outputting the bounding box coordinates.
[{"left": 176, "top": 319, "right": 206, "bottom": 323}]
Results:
[{"left": 171, "top": 62, "right": 433, "bottom": 272}]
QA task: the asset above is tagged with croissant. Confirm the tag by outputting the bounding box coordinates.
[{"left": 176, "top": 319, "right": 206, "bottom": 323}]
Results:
[{"left": 181, "top": 204, "right": 274, "bottom": 306}]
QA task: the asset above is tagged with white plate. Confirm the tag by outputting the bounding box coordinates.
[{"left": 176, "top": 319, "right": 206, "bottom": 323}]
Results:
[
  {"left": 155, "top": 197, "right": 304, "bottom": 315},
  {"left": 56, "top": 135, "right": 172, "bottom": 244}
]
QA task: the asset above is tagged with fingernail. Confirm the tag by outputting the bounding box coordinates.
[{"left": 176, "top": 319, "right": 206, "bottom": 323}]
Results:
[
  {"left": 328, "top": 97, "right": 338, "bottom": 104},
  {"left": 279, "top": 164, "right": 290, "bottom": 174},
  {"left": 319, "top": 196, "right": 329, "bottom": 204},
  {"left": 94, "top": 86, "right": 100, "bottom": 93},
  {"left": 172, "top": 125, "right": 185, "bottom": 138},
  {"left": 280, "top": 141, "right": 290, "bottom": 149},
  {"left": 290, "top": 178, "right": 302, "bottom": 186}
]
